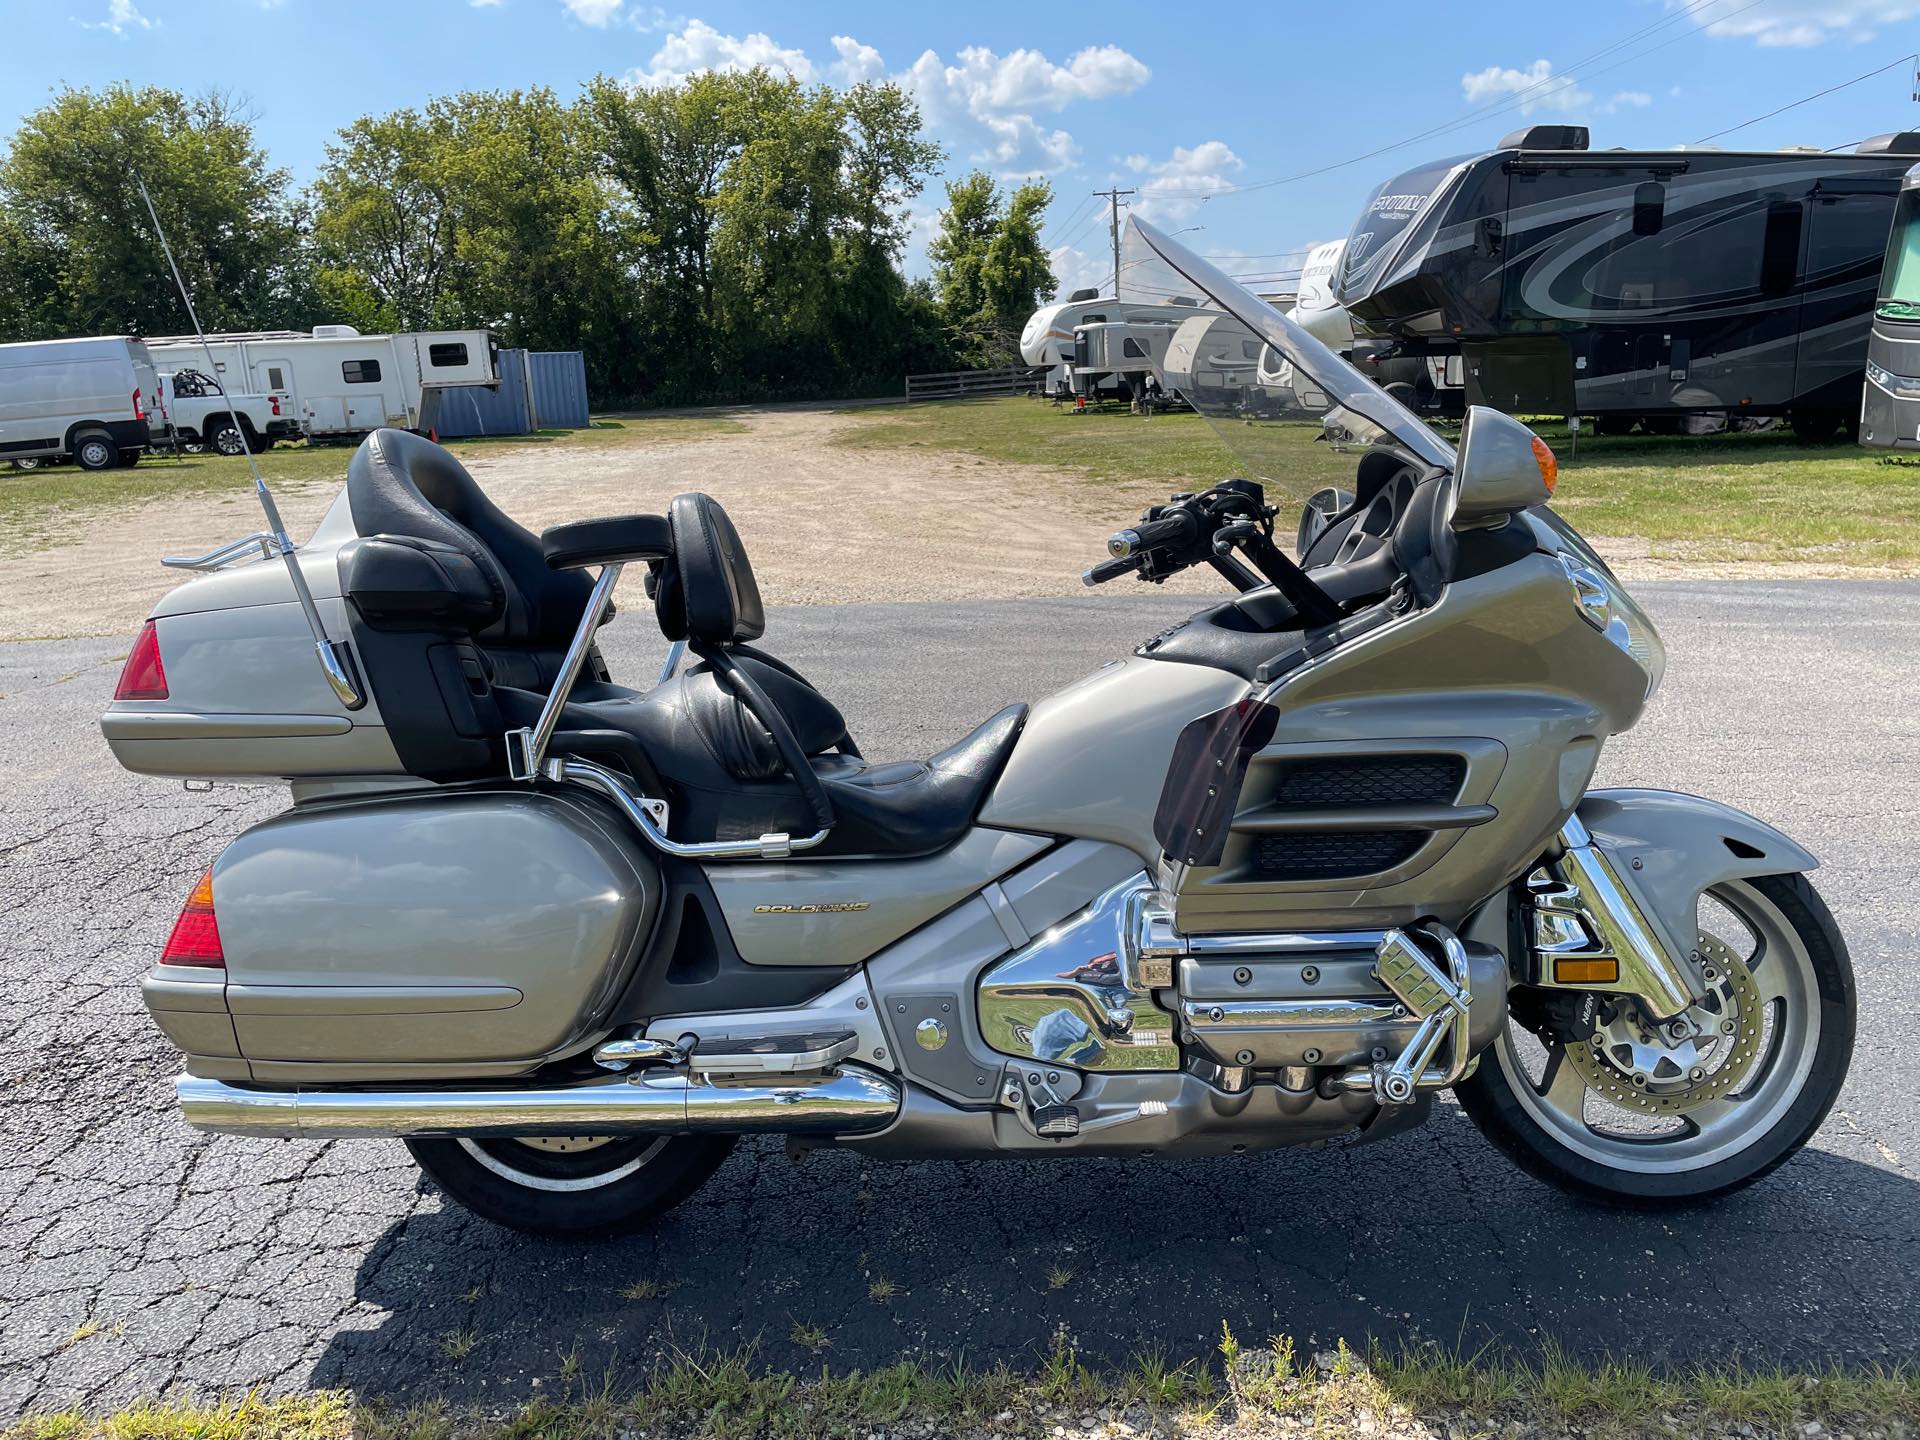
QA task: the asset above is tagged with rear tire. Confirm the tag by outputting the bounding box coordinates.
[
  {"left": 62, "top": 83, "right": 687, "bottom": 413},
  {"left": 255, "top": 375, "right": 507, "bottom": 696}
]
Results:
[
  {"left": 117, "top": 448, "right": 142, "bottom": 467},
  {"left": 208, "top": 421, "right": 248, "bottom": 457},
  {"left": 1459, "top": 872, "right": 1854, "bottom": 1206},
  {"left": 71, "top": 431, "right": 117, "bottom": 471},
  {"left": 406, "top": 1133, "right": 736, "bottom": 1236},
  {"left": 10, "top": 456, "right": 46, "bottom": 471}
]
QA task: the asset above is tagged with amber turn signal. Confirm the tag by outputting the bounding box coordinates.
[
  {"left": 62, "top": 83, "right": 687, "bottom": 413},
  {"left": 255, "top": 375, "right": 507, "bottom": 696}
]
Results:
[{"left": 1531, "top": 435, "right": 1558, "bottom": 495}]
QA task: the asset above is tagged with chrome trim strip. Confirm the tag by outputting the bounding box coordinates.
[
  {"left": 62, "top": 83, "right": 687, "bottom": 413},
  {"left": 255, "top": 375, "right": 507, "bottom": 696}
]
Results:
[{"left": 506, "top": 562, "right": 622, "bottom": 781}]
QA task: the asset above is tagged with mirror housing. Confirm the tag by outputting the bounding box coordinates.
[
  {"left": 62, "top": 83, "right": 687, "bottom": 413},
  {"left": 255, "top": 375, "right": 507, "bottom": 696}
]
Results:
[{"left": 1452, "top": 406, "right": 1555, "bottom": 526}]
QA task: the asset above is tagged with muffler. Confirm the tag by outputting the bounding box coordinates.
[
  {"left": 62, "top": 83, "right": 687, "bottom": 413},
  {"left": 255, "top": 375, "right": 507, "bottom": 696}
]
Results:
[{"left": 176, "top": 1065, "right": 901, "bottom": 1139}]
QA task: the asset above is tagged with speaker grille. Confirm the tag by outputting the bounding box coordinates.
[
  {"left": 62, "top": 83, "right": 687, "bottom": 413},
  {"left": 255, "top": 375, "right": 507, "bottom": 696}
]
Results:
[{"left": 1265, "top": 754, "right": 1465, "bottom": 811}]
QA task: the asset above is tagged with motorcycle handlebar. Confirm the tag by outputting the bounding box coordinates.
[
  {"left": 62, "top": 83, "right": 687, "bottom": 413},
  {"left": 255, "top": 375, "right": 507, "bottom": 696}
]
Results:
[
  {"left": 1082, "top": 554, "right": 1141, "bottom": 587},
  {"left": 1107, "top": 511, "right": 1199, "bottom": 559}
]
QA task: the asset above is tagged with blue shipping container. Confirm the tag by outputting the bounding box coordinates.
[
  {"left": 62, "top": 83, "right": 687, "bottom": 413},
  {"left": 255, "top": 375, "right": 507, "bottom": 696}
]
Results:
[
  {"left": 529, "top": 350, "right": 590, "bottom": 429},
  {"left": 428, "top": 348, "right": 535, "bottom": 439}
]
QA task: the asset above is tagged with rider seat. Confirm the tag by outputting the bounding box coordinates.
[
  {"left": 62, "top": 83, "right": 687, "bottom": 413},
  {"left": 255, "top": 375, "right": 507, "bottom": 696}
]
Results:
[
  {"left": 343, "top": 433, "right": 1025, "bottom": 858},
  {"left": 521, "top": 491, "right": 1028, "bottom": 858}
]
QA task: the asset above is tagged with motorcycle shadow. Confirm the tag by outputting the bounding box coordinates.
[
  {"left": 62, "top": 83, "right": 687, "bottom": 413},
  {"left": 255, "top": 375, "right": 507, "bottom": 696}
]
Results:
[{"left": 310, "top": 1115, "right": 1917, "bottom": 1404}]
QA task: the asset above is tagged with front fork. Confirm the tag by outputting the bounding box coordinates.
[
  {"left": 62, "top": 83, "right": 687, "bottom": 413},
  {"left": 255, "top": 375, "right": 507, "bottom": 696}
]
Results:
[{"left": 1521, "top": 814, "right": 1706, "bottom": 1028}]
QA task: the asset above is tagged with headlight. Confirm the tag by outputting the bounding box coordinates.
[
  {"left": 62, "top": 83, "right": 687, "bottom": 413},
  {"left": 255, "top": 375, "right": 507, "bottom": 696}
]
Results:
[
  {"left": 1867, "top": 358, "right": 1920, "bottom": 396},
  {"left": 1557, "top": 552, "right": 1666, "bottom": 700}
]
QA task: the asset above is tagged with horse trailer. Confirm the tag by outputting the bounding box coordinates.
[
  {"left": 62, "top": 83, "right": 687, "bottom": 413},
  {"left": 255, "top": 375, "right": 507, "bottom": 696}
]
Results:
[{"left": 145, "top": 326, "right": 498, "bottom": 442}]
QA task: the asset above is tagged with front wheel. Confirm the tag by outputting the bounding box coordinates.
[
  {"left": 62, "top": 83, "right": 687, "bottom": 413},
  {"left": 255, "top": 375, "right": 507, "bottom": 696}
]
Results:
[
  {"left": 1458, "top": 872, "right": 1854, "bottom": 1205},
  {"left": 406, "top": 1132, "right": 735, "bottom": 1236}
]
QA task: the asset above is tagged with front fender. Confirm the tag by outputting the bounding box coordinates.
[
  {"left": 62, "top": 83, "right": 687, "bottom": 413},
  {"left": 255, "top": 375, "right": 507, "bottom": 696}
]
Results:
[{"left": 1577, "top": 787, "right": 1819, "bottom": 966}]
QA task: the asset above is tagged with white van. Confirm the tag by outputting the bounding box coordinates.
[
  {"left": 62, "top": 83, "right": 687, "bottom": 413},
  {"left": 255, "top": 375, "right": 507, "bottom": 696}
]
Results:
[{"left": 0, "top": 336, "right": 160, "bottom": 470}]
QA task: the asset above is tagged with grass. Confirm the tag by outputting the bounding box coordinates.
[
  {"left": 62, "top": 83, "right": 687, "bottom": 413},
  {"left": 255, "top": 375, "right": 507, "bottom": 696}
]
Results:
[
  {"left": 0, "top": 413, "right": 746, "bottom": 556},
  {"left": 836, "top": 396, "right": 1920, "bottom": 569},
  {"left": 9, "top": 1338, "right": 1916, "bottom": 1440}
]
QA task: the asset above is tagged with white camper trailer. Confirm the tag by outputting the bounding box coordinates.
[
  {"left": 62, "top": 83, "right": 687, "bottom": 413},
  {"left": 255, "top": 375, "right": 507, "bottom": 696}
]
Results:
[
  {"left": 1287, "top": 240, "right": 1356, "bottom": 354},
  {"left": 1161, "top": 312, "right": 1269, "bottom": 413},
  {"left": 0, "top": 336, "right": 160, "bottom": 470},
  {"left": 1069, "top": 317, "right": 1194, "bottom": 405},
  {"left": 145, "top": 327, "right": 498, "bottom": 442},
  {"left": 1020, "top": 289, "right": 1189, "bottom": 397}
]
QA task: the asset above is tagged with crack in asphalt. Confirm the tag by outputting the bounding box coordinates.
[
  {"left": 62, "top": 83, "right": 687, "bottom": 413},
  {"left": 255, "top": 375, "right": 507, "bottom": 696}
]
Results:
[{"left": 1, "top": 589, "right": 1916, "bottom": 1417}]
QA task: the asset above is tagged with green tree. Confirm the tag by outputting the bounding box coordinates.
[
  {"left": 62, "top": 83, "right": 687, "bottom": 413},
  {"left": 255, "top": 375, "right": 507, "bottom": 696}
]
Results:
[
  {"left": 0, "top": 85, "right": 310, "bottom": 339},
  {"left": 928, "top": 172, "right": 1054, "bottom": 366}
]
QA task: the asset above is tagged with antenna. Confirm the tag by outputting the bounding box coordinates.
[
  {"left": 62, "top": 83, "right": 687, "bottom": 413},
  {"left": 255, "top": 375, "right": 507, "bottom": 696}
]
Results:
[{"left": 133, "top": 173, "right": 363, "bottom": 710}]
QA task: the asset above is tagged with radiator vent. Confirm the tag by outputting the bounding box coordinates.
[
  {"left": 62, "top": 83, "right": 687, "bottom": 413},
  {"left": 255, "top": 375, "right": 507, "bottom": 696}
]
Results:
[
  {"left": 1264, "top": 754, "right": 1466, "bottom": 811},
  {"left": 1252, "top": 831, "right": 1427, "bottom": 881}
]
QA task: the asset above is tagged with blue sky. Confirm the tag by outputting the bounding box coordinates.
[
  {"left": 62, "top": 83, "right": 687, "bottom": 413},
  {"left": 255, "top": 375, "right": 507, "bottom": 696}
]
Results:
[{"left": 4, "top": 0, "right": 1918, "bottom": 297}]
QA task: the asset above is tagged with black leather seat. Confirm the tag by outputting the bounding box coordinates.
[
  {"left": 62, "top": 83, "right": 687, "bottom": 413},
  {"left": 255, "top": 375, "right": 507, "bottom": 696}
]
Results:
[
  {"left": 347, "top": 429, "right": 593, "bottom": 690},
  {"left": 507, "top": 491, "right": 1029, "bottom": 859}
]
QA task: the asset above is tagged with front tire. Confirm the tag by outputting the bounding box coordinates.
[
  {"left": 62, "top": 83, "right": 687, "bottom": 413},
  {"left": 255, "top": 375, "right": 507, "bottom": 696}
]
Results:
[
  {"left": 1459, "top": 872, "right": 1854, "bottom": 1205},
  {"left": 406, "top": 1133, "right": 735, "bottom": 1236}
]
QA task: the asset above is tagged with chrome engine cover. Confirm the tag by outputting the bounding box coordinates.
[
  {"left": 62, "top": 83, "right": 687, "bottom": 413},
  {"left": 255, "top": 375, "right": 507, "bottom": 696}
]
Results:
[{"left": 975, "top": 874, "right": 1180, "bottom": 1070}]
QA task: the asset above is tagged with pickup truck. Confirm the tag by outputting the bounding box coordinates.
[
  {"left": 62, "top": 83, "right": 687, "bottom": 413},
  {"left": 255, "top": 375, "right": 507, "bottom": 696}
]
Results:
[{"left": 155, "top": 369, "right": 304, "bottom": 455}]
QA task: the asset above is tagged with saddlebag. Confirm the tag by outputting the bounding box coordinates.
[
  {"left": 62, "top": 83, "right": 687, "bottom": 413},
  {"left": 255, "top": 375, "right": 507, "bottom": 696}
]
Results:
[{"left": 143, "top": 787, "right": 659, "bottom": 1083}]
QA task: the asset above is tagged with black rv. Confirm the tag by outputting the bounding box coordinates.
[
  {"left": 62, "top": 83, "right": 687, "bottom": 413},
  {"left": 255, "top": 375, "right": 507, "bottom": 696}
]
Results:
[
  {"left": 1336, "top": 125, "right": 1920, "bottom": 437},
  {"left": 1861, "top": 161, "right": 1920, "bottom": 451}
]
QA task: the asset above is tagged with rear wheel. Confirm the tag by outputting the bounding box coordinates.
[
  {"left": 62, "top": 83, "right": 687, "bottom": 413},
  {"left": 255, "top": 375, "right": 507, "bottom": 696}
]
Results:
[
  {"left": 117, "top": 448, "right": 142, "bottom": 467},
  {"left": 406, "top": 1132, "right": 735, "bottom": 1236},
  {"left": 71, "top": 430, "right": 118, "bottom": 471},
  {"left": 10, "top": 456, "right": 46, "bottom": 471},
  {"left": 1459, "top": 873, "right": 1854, "bottom": 1205},
  {"left": 207, "top": 421, "right": 248, "bottom": 457}
]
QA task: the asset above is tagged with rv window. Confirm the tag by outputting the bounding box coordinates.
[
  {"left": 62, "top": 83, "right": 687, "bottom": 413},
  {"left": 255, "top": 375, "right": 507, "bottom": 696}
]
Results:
[
  {"left": 342, "top": 359, "right": 382, "bottom": 384},
  {"left": 1632, "top": 182, "right": 1665, "bottom": 237},
  {"left": 266, "top": 367, "right": 285, "bottom": 390},
  {"left": 1082, "top": 313, "right": 1107, "bottom": 324},
  {"left": 1123, "top": 338, "right": 1147, "bottom": 359},
  {"left": 1761, "top": 202, "right": 1803, "bottom": 298},
  {"left": 1242, "top": 340, "right": 1264, "bottom": 360},
  {"left": 428, "top": 342, "right": 469, "bottom": 368}
]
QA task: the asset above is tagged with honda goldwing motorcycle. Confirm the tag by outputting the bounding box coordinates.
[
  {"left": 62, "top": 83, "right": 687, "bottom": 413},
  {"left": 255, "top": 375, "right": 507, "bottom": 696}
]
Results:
[{"left": 103, "top": 219, "right": 1854, "bottom": 1235}]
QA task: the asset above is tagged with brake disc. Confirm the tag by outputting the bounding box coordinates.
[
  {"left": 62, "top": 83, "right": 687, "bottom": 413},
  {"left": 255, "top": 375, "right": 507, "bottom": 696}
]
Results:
[{"left": 1564, "top": 935, "right": 1767, "bottom": 1114}]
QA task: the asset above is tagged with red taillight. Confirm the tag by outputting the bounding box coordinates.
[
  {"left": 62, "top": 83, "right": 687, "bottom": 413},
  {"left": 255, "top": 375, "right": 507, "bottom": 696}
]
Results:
[
  {"left": 269, "top": 394, "right": 281, "bottom": 416},
  {"left": 161, "top": 869, "right": 224, "bottom": 968},
  {"left": 133, "top": 386, "right": 145, "bottom": 421},
  {"left": 114, "top": 621, "right": 168, "bottom": 700}
]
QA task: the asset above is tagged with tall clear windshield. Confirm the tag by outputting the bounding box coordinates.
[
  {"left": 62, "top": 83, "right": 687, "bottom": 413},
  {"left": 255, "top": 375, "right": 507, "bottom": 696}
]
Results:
[
  {"left": 1123, "top": 216, "right": 1454, "bottom": 508},
  {"left": 1880, "top": 187, "right": 1920, "bottom": 322}
]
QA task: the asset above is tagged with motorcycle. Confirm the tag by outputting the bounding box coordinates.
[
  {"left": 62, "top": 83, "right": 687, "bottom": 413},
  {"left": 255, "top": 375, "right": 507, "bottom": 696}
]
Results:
[{"left": 102, "top": 218, "right": 1855, "bottom": 1235}]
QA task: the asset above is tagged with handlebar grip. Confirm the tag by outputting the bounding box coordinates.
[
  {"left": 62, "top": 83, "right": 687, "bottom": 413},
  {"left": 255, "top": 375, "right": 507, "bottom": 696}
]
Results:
[
  {"left": 1082, "top": 555, "right": 1141, "bottom": 587},
  {"left": 1108, "top": 511, "right": 1198, "bottom": 558}
]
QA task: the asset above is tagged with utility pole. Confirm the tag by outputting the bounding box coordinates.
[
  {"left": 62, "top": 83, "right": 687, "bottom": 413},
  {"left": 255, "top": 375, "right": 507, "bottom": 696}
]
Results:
[{"left": 1093, "top": 187, "right": 1136, "bottom": 298}]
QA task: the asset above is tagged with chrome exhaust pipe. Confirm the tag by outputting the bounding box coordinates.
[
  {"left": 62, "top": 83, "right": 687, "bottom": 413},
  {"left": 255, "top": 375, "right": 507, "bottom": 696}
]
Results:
[{"left": 176, "top": 1065, "right": 902, "bottom": 1140}]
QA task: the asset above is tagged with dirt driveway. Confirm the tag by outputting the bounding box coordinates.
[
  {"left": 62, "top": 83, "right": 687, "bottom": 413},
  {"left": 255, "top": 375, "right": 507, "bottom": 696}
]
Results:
[{"left": 1, "top": 409, "right": 1226, "bottom": 642}]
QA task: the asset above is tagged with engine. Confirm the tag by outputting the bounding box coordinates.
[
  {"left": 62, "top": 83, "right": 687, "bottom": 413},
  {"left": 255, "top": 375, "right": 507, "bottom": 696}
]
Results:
[{"left": 977, "top": 876, "right": 1508, "bottom": 1107}]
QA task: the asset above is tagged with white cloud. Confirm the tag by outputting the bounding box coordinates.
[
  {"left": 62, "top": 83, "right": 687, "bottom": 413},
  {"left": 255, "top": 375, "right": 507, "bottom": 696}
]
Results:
[
  {"left": 79, "top": 0, "right": 155, "bottom": 34},
  {"left": 562, "top": 0, "right": 624, "bottom": 24},
  {"left": 1048, "top": 243, "right": 1111, "bottom": 300},
  {"left": 1604, "top": 89, "right": 1652, "bottom": 112},
  {"left": 898, "top": 43, "right": 1147, "bottom": 176},
  {"left": 471, "top": 0, "right": 506, "bottom": 8},
  {"left": 829, "top": 34, "right": 886, "bottom": 85},
  {"left": 1677, "top": 0, "right": 1920, "bottom": 46},
  {"left": 1125, "top": 139, "right": 1243, "bottom": 224},
  {"left": 626, "top": 18, "right": 816, "bottom": 86},
  {"left": 1461, "top": 59, "right": 1592, "bottom": 116}
]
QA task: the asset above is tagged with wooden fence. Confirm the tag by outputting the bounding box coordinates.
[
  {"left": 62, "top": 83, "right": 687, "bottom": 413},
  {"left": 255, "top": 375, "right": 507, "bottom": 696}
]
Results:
[{"left": 903, "top": 365, "right": 1047, "bottom": 401}]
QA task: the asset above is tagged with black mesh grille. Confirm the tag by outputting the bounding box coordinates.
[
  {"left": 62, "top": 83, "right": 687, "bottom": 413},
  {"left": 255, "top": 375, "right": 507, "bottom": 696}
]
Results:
[
  {"left": 1265, "top": 755, "right": 1465, "bottom": 811},
  {"left": 1251, "top": 830, "right": 1426, "bottom": 881}
]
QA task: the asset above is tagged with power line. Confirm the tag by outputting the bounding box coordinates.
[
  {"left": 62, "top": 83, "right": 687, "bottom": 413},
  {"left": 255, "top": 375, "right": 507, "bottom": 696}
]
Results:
[
  {"left": 1134, "top": 0, "right": 1763, "bottom": 202},
  {"left": 1093, "top": 187, "right": 1136, "bottom": 297},
  {"left": 1692, "top": 51, "right": 1919, "bottom": 144},
  {"left": 1039, "top": 192, "right": 1098, "bottom": 248}
]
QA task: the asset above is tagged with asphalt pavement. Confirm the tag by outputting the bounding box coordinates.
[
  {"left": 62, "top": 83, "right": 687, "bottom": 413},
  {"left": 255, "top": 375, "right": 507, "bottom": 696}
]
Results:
[{"left": 1, "top": 581, "right": 1916, "bottom": 1417}]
